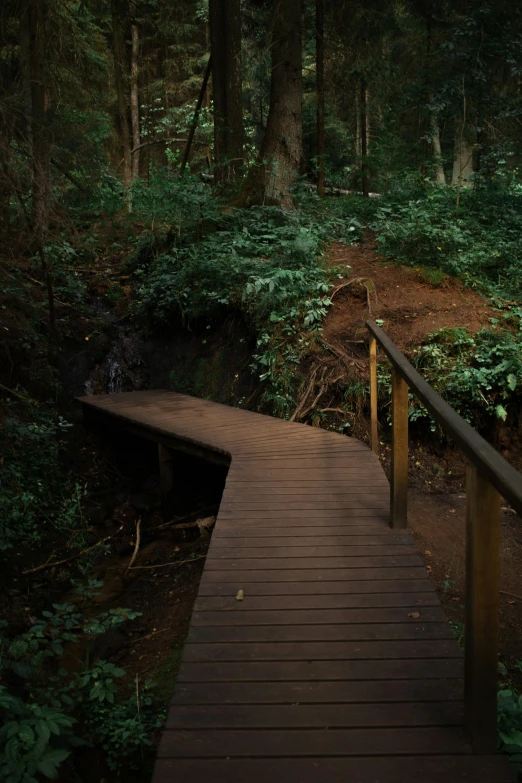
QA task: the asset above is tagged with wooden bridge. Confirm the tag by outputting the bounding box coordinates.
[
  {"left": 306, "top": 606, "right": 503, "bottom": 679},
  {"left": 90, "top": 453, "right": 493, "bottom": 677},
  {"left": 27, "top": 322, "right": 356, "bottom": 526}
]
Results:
[{"left": 78, "top": 322, "right": 520, "bottom": 783}]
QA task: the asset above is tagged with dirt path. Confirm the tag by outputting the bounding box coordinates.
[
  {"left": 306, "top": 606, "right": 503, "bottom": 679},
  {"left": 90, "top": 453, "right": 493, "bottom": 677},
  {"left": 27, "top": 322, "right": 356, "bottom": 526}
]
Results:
[{"left": 324, "top": 237, "right": 496, "bottom": 348}]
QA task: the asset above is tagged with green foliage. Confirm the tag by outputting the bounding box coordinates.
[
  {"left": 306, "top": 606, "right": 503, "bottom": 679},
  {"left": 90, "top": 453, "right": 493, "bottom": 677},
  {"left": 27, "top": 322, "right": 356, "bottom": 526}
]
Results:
[
  {"left": 0, "top": 406, "right": 86, "bottom": 551},
  {"left": 498, "top": 690, "right": 522, "bottom": 763},
  {"left": 84, "top": 681, "right": 166, "bottom": 771},
  {"left": 0, "top": 688, "right": 78, "bottom": 783},
  {"left": 0, "top": 600, "right": 163, "bottom": 781},
  {"left": 408, "top": 327, "right": 522, "bottom": 426},
  {"left": 131, "top": 170, "right": 220, "bottom": 232},
  {"left": 137, "top": 190, "right": 361, "bottom": 416},
  {"left": 372, "top": 185, "right": 522, "bottom": 300}
]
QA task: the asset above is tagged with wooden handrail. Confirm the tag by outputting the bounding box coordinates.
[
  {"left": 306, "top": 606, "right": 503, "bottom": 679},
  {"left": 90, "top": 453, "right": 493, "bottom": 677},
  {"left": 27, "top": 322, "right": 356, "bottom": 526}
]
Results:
[{"left": 366, "top": 318, "right": 522, "bottom": 755}]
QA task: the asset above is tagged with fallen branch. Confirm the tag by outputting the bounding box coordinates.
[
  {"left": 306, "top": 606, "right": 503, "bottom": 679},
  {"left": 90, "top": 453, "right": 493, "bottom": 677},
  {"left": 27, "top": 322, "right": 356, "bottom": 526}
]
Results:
[
  {"left": 323, "top": 340, "right": 365, "bottom": 369},
  {"left": 22, "top": 525, "right": 124, "bottom": 574},
  {"left": 130, "top": 626, "right": 172, "bottom": 645},
  {"left": 299, "top": 376, "right": 328, "bottom": 420},
  {"left": 126, "top": 518, "right": 141, "bottom": 574},
  {"left": 156, "top": 506, "right": 217, "bottom": 530},
  {"left": 331, "top": 276, "right": 378, "bottom": 314},
  {"left": 0, "top": 381, "right": 38, "bottom": 405},
  {"left": 290, "top": 365, "right": 320, "bottom": 422},
  {"left": 127, "top": 554, "right": 207, "bottom": 570}
]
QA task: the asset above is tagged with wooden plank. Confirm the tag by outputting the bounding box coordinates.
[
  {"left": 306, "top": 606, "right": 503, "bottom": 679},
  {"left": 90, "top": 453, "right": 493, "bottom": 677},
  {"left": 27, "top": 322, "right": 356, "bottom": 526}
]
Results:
[
  {"left": 223, "top": 482, "right": 390, "bottom": 491},
  {"left": 194, "top": 592, "right": 439, "bottom": 612},
  {"left": 204, "top": 556, "right": 422, "bottom": 570},
  {"left": 165, "top": 701, "right": 463, "bottom": 729},
  {"left": 210, "top": 534, "right": 411, "bottom": 547},
  {"left": 207, "top": 545, "right": 415, "bottom": 559},
  {"left": 197, "top": 579, "right": 436, "bottom": 597},
  {"left": 182, "top": 639, "right": 460, "bottom": 663},
  {"left": 172, "top": 678, "right": 464, "bottom": 705},
  {"left": 218, "top": 500, "right": 390, "bottom": 511},
  {"left": 222, "top": 493, "right": 389, "bottom": 500},
  {"left": 157, "top": 726, "right": 471, "bottom": 757},
  {"left": 214, "top": 516, "right": 391, "bottom": 527},
  {"left": 201, "top": 566, "right": 428, "bottom": 583},
  {"left": 217, "top": 509, "right": 391, "bottom": 518},
  {"left": 154, "top": 756, "right": 516, "bottom": 783},
  {"left": 187, "top": 622, "right": 455, "bottom": 644},
  {"left": 222, "top": 490, "right": 390, "bottom": 500},
  {"left": 191, "top": 606, "right": 447, "bottom": 626},
  {"left": 233, "top": 446, "right": 372, "bottom": 457},
  {"left": 212, "top": 519, "right": 390, "bottom": 542}
]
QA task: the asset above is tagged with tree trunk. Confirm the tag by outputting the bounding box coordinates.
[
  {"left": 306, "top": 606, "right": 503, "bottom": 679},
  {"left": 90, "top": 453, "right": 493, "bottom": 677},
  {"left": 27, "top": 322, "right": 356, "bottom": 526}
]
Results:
[
  {"left": 20, "top": 6, "right": 33, "bottom": 159},
  {"left": 451, "top": 136, "right": 474, "bottom": 185},
  {"left": 432, "top": 113, "right": 446, "bottom": 185},
  {"left": 209, "top": 0, "right": 243, "bottom": 180},
  {"left": 240, "top": 0, "right": 302, "bottom": 207},
  {"left": 355, "top": 84, "right": 361, "bottom": 157},
  {"left": 365, "top": 85, "right": 371, "bottom": 153},
  {"left": 209, "top": 0, "right": 227, "bottom": 180},
  {"left": 360, "top": 77, "right": 369, "bottom": 198},
  {"left": 111, "top": 0, "right": 131, "bottom": 193},
  {"left": 130, "top": 24, "right": 140, "bottom": 182},
  {"left": 224, "top": 0, "right": 244, "bottom": 176},
  {"left": 316, "top": 0, "right": 325, "bottom": 196},
  {"left": 180, "top": 56, "right": 212, "bottom": 173},
  {"left": 28, "top": 0, "right": 55, "bottom": 332}
]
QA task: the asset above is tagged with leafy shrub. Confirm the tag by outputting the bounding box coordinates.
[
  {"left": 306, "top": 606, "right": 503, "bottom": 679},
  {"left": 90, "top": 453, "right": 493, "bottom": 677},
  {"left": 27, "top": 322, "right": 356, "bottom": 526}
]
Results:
[
  {"left": 136, "top": 194, "right": 363, "bottom": 415},
  {"left": 410, "top": 327, "right": 522, "bottom": 424},
  {"left": 498, "top": 689, "right": 522, "bottom": 764},
  {"left": 372, "top": 185, "right": 522, "bottom": 300},
  {"left": 131, "top": 169, "right": 221, "bottom": 233},
  {"left": 0, "top": 406, "right": 86, "bottom": 551},
  {"left": 0, "top": 602, "right": 164, "bottom": 782}
]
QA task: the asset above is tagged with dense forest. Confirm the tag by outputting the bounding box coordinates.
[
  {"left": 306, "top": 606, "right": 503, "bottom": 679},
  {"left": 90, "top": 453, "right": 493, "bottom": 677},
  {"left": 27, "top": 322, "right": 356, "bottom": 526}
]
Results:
[{"left": 2, "top": 0, "right": 522, "bottom": 780}]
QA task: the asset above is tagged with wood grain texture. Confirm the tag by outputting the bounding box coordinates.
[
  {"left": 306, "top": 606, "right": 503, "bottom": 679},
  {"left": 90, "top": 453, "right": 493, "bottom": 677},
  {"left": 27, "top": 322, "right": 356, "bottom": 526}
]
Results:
[{"left": 78, "top": 390, "right": 515, "bottom": 782}]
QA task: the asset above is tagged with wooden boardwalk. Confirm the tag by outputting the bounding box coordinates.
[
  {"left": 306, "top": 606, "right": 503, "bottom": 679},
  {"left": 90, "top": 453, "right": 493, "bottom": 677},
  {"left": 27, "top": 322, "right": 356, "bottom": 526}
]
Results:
[{"left": 78, "top": 391, "right": 515, "bottom": 783}]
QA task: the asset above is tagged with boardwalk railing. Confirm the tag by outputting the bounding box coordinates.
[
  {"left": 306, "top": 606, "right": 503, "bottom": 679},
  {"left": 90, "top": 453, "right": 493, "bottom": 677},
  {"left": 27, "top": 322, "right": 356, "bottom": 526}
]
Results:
[{"left": 367, "top": 318, "right": 522, "bottom": 755}]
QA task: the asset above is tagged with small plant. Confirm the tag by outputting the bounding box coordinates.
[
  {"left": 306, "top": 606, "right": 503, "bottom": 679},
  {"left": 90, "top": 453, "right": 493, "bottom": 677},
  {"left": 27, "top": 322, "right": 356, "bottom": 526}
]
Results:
[
  {"left": 411, "top": 327, "right": 522, "bottom": 425},
  {"left": 0, "top": 406, "right": 83, "bottom": 551},
  {"left": 498, "top": 689, "right": 522, "bottom": 764},
  {"left": 0, "top": 601, "right": 164, "bottom": 782}
]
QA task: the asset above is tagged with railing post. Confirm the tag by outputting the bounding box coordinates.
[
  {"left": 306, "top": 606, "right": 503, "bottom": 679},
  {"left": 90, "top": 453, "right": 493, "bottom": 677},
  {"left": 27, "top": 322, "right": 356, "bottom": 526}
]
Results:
[
  {"left": 391, "top": 366, "right": 408, "bottom": 529},
  {"left": 464, "top": 463, "right": 501, "bottom": 753},
  {"left": 369, "top": 333, "right": 378, "bottom": 454}
]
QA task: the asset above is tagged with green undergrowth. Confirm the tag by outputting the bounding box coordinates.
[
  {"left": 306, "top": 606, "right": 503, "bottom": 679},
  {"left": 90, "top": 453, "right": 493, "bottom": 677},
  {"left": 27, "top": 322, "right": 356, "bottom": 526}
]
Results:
[
  {"left": 0, "top": 404, "right": 86, "bottom": 553},
  {"left": 0, "top": 599, "right": 165, "bottom": 782},
  {"left": 375, "top": 325, "right": 522, "bottom": 430},
  {"left": 134, "top": 178, "right": 363, "bottom": 416},
  {"left": 498, "top": 658, "right": 522, "bottom": 768},
  {"left": 371, "top": 182, "right": 522, "bottom": 301}
]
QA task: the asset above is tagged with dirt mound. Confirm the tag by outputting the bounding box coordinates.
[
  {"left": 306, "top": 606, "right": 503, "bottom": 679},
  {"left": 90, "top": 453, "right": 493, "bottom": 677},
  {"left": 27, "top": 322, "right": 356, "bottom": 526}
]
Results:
[{"left": 324, "top": 238, "right": 495, "bottom": 349}]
